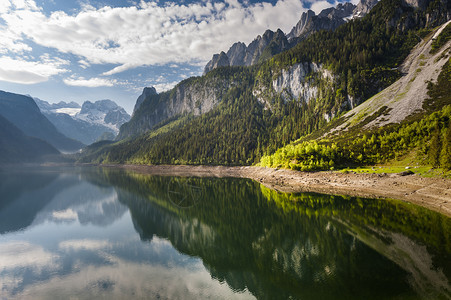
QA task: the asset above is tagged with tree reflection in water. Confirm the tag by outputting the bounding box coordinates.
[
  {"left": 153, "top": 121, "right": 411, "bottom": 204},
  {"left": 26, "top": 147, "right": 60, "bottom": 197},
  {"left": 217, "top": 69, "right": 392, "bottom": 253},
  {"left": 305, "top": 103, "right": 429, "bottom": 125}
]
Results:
[{"left": 84, "top": 167, "right": 450, "bottom": 300}]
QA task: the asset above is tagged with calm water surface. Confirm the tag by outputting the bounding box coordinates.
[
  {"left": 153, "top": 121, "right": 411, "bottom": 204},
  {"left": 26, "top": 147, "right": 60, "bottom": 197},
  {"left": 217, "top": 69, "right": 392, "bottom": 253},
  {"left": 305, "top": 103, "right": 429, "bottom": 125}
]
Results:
[{"left": 0, "top": 167, "right": 450, "bottom": 299}]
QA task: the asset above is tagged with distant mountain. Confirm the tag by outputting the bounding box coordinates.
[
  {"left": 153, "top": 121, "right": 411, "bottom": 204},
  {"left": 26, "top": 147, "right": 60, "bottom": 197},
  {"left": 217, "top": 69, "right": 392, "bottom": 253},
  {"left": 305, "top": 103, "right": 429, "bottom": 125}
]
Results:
[
  {"left": 78, "top": 99, "right": 130, "bottom": 129},
  {"left": 204, "top": 0, "right": 378, "bottom": 74},
  {"left": 0, "top": 91, "right": 84, "bottom": 152},
  {"left": 33, "top": 98, "right": 81, "bottom": 112},
  {"left": 0, "top": 114, "right": 59, "bottom": 163},
  {"left": 36, "top": 98, "right": 130, "bottom": 145}
]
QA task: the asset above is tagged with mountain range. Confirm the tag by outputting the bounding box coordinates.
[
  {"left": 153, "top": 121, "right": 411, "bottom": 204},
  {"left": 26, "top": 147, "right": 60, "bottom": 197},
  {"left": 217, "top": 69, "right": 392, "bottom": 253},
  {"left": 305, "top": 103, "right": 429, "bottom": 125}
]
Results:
[
  {"left": 204, "top": 0, "right": 379, "bottom": 74},
  {"left": 35, "top": 98, "right": 130, "bottom": 145}
]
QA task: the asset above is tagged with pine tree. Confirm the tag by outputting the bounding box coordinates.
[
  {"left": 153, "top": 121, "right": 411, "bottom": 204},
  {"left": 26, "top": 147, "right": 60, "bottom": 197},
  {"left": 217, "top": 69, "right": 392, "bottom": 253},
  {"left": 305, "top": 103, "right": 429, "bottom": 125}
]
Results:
[
  {"left": 429, "top": 126, "right": 441, "bottom": 167},
  {"left": 439, "top": 121, "right": 451, "bottom": 169}
]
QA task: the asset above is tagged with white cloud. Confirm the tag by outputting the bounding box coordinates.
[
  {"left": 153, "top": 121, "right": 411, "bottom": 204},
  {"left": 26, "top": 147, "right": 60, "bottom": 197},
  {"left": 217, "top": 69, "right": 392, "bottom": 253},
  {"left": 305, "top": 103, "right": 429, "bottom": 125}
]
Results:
[
  {"left": 0, "top": 0, "right": 307, "bottom": 75},
  {"left": 102, "top": 63, "right": 140, "bottom": 76},
  {"left": 0, "top": 55, "right": 68, "bottom": 84},
  {"left": 78, "top": 59, "right": 91, "bottom": 69},
  {"left": 0, "top": 241, "right": 56, "bottom": 270},
  {"left": 63, "top": 76, "right": 117, "bottom": 87},
  {"left": 0, "top": 0, "right": 11, "bottom": 14},
  {"left": 153, "top": 81, "right": 179, "bottom": 93},
  {"left": 59, "top": 239, "right": 110, "bottom": 251},
  {"left": 9, "top": 0, "right": 39, "bottom": 10},
  {"left": 310, "top": 1, "right": 338, "bottom": 14},
  {"left": 52, "top": 208, "right": 78, "bottom": 221}
]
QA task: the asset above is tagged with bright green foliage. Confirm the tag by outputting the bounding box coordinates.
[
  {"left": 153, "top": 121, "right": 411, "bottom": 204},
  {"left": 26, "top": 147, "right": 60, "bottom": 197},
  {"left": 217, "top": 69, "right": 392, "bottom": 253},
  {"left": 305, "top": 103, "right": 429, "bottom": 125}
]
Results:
[
  {"left": 260, "top": 105, "right": 451, "bottom": 171},
  {"left": 429, "top": 126, "right": 441, "bottom": 167},
  {"left": 440, "top": 121, "right": 451, "bottom": 169}
]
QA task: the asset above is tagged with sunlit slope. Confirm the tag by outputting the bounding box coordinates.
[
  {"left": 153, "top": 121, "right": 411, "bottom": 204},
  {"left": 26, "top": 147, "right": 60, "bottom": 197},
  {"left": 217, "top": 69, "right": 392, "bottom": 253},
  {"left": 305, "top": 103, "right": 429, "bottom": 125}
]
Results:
[{"left": 329, "top": 21, "right": 451, "bottom": 135}]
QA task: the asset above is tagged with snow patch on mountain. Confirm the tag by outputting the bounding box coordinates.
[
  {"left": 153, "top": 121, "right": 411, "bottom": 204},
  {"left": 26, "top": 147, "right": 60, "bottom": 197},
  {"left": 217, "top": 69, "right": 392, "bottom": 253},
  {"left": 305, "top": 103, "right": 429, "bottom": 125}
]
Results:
[{"left": 54, "top": 108, "right": 81, "bottom": 116}]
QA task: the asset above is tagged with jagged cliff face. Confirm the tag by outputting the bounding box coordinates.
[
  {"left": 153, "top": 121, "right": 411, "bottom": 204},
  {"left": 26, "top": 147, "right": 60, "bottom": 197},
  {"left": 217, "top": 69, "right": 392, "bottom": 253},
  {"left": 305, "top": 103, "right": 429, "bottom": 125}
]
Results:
[
  {"left": 203, "top": 52, "right": 230, "bottom": 75},
  {"left": 204, "top": 29, "right": 289, "bottom": 74},
  {"left": 272, "top": 62, "right": 324, "bottom": 102},
  {"left": 354, "top": 0, "right": 379, "bottom": 16},
  {"left": 118, "top": 76, "right": 232, "bottom": 139},
  {"left": 254, "top": 62, "right": 335, "bottom": 106},
  {"left": 287, "top": 3, "right": 356, "bottom": 41},
  {"left": 287, "top": 1, "right": 380, "bottom": 42}
]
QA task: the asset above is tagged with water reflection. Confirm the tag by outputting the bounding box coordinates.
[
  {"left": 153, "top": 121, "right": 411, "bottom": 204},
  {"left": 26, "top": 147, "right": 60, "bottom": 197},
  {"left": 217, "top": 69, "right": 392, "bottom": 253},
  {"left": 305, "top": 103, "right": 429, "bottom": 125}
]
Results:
[{"left": 0, "top": 167, "right": 449, "bottom": 299}]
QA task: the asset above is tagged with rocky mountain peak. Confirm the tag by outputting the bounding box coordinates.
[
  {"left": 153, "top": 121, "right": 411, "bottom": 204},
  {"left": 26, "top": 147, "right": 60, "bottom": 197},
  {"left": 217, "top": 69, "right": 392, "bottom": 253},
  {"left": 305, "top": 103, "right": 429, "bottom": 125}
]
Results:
[
  {"left": 226, "top": 42, "right": 247, "bottom": 66},
  {"left": 353, "top": 0, "right": 379, "bottom": 17},
  {"left": 204, "top": 28, "right": 289, "bottom": 74},
  {"left": 133, "top": 87, "right": 157, "bottom": 114},
  {"left": 76, "top": 99, "right": 130, "bottom": 135},
  {"left": 286, "top": 10, "right": 315, "bottom": 40},
  {"left": 80, "top": 99, "right": 118, "bottom": 114},
  {"left": 203, "top": 51, "right": 230, "bottom": 74}
]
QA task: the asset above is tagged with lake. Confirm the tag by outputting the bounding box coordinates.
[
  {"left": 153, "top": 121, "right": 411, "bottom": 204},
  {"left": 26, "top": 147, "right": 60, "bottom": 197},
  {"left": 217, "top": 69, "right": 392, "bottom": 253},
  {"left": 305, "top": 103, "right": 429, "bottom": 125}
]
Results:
[{"left": 0, "top": 167, "right": 450, "bottom": 299}]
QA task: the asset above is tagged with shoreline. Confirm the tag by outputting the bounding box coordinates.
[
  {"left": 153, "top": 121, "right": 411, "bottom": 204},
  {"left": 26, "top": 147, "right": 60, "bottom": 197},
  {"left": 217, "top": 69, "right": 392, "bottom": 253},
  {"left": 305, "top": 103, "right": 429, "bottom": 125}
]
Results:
[{"left": 102, "top": 164, "right": 451, "bottom": 218}]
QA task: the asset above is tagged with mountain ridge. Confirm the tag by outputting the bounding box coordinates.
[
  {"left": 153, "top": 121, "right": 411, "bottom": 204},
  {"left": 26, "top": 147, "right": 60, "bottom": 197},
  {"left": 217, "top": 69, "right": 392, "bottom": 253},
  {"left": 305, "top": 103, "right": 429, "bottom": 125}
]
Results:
[
  {"left": 0, "top": 114, "right": 59, "bottom": 163},
  {"left": 0, "top": 91, "right": 84, "bottom": 152},
  {"left": 204, "top": 0, "right": 379, "bottom": 74}
]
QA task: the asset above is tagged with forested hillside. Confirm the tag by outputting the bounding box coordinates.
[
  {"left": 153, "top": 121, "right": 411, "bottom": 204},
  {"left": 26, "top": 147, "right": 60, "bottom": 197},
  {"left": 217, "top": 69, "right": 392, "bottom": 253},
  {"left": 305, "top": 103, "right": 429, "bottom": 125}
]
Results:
[{"left": 78, "top": 0, "right": 450, "bottom": 169}]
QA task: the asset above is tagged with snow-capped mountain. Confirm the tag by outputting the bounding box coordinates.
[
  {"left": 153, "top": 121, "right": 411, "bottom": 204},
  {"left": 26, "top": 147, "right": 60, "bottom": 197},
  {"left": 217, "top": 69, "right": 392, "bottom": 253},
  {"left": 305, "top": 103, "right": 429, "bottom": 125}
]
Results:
[
  {"left": 35, "top": 98, "right": 130, "bottom": 145},
  {"left": 77, "top": 100, "right": 130, "bottom": 133}
]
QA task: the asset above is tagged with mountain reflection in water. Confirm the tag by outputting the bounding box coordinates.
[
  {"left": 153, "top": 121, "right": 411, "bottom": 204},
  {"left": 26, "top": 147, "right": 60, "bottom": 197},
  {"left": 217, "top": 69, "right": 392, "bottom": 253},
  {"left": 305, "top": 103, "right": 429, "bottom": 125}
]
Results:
[{"left": 0, "top": 167, "right": 449, "bottom": 299}]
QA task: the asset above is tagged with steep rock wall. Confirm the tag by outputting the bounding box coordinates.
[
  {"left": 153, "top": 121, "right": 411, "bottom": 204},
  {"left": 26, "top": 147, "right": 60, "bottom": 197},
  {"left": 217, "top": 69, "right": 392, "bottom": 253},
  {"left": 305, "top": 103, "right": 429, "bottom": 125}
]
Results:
[
  {"left": 253, "top": 62, "right": 335, "bottom": 107},
  {"left": 118, "top": 77, "right": 231, "bottom": 139}
]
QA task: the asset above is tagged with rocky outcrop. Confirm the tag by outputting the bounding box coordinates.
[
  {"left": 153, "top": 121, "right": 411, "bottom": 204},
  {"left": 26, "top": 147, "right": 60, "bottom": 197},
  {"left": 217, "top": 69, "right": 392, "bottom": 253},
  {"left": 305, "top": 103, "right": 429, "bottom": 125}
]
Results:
[
  {"left": 286, "top": 10, "right": 316, "bottom": 41},
  {"left": 353, "top": 0, "right": 379, "bottom": 17},
  {"left": 133, "top": 87, "right": 157, "bottom": 114},
  {"left": 253, "top": 62, "right": 334, "bottom": 108},
  {"left": 118, "top": 76, "right": 233, "bottom": 139},
  {"left": 203, "top": 52, "right": 230, "bottom": 75},
  {"left": 226, "top": 42, "right": 246, "bottom": 66},
  {"left": 272, "top": 62, "right": 323, "bottom": 102}
]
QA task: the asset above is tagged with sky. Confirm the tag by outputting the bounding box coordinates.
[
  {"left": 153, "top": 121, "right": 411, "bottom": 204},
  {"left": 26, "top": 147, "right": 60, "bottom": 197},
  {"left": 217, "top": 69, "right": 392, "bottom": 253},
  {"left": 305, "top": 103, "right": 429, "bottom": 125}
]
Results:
[{"left": 0, "top": 0, "right": 352, "bottom": 113}]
